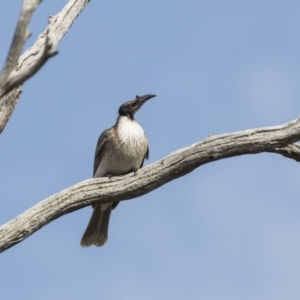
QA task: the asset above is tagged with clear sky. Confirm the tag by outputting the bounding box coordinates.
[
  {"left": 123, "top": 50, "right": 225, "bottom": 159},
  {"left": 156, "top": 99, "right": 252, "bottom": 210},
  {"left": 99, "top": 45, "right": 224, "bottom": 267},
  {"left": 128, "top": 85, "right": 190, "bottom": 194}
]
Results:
[{"left": 1, "top": 1, "right": 300, "bottom": 299}]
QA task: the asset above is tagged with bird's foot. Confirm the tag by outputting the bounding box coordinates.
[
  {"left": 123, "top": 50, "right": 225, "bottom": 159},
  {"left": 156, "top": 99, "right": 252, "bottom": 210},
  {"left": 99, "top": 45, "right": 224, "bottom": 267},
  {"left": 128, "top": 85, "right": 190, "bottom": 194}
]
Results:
[
  {"left": 105, "top": 173, "right": 113, "bottom": 180},
  {"left": 132, "top": 168, "right": 138, "bottom": 175}
]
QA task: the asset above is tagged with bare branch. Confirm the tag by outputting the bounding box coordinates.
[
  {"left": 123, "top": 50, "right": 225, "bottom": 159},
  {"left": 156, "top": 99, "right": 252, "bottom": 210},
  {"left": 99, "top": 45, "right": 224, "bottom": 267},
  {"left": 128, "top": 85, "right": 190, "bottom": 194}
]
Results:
[
  {"left": 269, "top": 143, "right": 300, "bottom": 162},
  {"left": 0, "top": 33, "right": 58, "bottom": 98},
  {"left": 0, "top": 87, "right": 22, "bottom": 132},
  {"left": 0, "top": 0, "right": 40, "bottom": 88},
  {"left": 1, "top": 117, "right": 300, "bottom": 253},
  {"left": 0, "top": 0, "right": 90, "bottom": 133}
]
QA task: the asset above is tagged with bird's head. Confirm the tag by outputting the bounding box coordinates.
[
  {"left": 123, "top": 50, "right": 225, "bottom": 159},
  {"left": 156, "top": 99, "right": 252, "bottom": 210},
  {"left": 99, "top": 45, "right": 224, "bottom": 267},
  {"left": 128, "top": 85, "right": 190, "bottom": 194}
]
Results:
[{"left": 118, "top": 94, "right": 156, "bottom": 118}]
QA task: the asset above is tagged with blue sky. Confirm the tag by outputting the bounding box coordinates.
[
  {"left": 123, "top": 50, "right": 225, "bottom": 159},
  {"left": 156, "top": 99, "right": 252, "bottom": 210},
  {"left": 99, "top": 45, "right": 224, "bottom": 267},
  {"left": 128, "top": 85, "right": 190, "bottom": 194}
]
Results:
[{"left": 1, "top": 1, "right": 300, "bottom": 299}]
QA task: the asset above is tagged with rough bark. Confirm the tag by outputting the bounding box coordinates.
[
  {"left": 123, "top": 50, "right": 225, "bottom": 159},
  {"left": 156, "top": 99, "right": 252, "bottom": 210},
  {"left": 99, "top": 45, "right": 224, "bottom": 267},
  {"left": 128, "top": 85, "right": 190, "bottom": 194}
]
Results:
[
  {"left": 1, "top": 117, "right": 300, "bottom": 253},
  {"left": 0, "top": 0, "right": 90, "bottom": 133},
  {"left": 0, "top": 0, "right": 42, "bottom": 96}
]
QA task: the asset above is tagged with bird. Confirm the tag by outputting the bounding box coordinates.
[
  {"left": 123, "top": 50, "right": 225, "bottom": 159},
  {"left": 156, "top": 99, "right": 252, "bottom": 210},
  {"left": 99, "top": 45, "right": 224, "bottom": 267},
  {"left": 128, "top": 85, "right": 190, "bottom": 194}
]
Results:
[{"left": 81, "top": 94, "right": 156, "bottom": 247}]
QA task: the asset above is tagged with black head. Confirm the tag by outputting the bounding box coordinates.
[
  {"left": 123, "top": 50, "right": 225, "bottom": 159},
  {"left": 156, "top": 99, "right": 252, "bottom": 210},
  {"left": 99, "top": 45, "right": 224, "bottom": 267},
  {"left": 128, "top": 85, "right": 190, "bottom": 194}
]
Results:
[{"left": 118, "top": 94, "right": 156, "bottom": 118}]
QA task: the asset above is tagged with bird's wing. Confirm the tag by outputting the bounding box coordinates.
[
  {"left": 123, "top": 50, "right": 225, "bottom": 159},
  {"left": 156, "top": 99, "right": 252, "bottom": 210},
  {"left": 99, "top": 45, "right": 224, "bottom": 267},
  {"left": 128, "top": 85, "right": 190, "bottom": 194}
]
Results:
[
  {"left": 140, "top": 144, "right": 149, "bottom": 168},
  {"left": 93, "top": 128, "right": 113, "bottom": 177}
]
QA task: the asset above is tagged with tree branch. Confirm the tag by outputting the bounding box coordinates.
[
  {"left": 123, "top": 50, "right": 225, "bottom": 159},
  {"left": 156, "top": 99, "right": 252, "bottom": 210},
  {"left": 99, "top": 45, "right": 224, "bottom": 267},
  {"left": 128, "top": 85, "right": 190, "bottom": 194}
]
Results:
[
  {"left": 268, "top": 143, "right": 300, "bottom": 162},
  {"left": 1, "top": 117, "right": 300, "bottom": 253},
  {"left": 0, "top": 0, "right": 41, "bottom": 92},
  {"left": 0, "top": 31, "right": 58, "bottom": 99},
  {"left": 0, "top": 0, "right": 90, "bottom": 133}
]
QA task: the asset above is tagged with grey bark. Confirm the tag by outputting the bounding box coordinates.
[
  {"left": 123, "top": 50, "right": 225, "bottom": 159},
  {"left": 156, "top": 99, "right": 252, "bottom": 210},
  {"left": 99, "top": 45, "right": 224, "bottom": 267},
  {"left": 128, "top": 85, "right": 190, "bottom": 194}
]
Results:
[
  {"left": 1, "top": 117, "right": 300, "bottom": 253},
  {"left": 0, "top": 0, "right": 41, "bottom": 94},
  {"left": 0, "top": 0, "right": 90, "bottom": 133}
]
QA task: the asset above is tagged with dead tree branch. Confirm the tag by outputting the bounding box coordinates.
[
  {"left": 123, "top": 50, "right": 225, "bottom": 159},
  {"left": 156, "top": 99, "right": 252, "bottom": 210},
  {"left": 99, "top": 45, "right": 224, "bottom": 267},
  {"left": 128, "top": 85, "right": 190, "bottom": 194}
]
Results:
[
  {"left": 0, "top": 0, "right": 41, "bottom": 94},
  {"left": 0, "top": 32, "right": 58, "bottom": 99},
  {"left": 1, "top": 117, "right": 300, "bottom": 253},
  {"left": 268, "top": 143, "right": 300, "bottom": 161},
  {"left": 0, "top": 0, "right": 90, "bottom": 133}
]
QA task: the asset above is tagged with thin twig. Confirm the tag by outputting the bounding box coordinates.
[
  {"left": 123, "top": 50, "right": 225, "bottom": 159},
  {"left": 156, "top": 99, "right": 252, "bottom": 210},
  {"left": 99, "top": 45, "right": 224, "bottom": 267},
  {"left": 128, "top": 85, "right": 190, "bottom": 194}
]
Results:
[
  {"left": 0, "top": 0, "right": 41, "bottom": 97},
  {"left": 0, "top": 0, "right": 90, "bottom": 133},
  {"left": 0, "top": 32, "right": 58, "bottom": 98}
]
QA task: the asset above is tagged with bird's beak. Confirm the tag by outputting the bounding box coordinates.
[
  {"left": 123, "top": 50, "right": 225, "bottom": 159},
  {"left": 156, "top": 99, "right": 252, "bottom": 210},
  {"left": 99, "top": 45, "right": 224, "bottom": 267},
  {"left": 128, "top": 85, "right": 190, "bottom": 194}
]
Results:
[{"left": 135, "top": 94, "right": 156, "bottom": 108}]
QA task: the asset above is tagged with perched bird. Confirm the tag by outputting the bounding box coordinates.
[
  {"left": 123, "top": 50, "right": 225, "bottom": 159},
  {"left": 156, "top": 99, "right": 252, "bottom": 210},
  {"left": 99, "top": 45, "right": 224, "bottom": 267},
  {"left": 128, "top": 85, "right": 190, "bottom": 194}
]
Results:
[{"left": 81, "top": 94, "right": 156, "bottom": 247}]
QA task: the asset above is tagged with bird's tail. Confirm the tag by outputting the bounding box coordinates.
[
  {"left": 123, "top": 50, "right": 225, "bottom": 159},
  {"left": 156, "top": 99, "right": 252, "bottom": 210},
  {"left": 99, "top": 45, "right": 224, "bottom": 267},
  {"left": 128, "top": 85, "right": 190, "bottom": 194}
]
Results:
[{"left": 80, "top": 204, "right": 112, "bottom": 247}]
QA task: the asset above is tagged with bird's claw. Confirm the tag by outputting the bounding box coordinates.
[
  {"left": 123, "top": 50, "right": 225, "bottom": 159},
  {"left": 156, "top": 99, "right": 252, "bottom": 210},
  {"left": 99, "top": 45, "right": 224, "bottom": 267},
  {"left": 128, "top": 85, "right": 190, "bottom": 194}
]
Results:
[{"left": 106, "top": 173, "right": 113, "bottom": 180}]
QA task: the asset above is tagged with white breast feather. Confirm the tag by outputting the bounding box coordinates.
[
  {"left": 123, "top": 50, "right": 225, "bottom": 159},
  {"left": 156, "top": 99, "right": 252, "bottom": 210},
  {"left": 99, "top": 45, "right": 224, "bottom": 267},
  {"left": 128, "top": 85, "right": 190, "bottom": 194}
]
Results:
[
  {"left": 117, "top": 116, "right": 146, "bottom": 147},
  {"left": 95, "top": 116, "right": 148, "bottom": 178}
]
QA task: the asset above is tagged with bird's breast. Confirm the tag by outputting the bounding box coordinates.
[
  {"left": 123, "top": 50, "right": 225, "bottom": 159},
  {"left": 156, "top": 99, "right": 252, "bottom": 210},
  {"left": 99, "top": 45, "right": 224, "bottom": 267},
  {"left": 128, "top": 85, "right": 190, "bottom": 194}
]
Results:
[
  {"left": 95, "top": 117, "right": 148, "bottom": 177},
  {"left": 117, "top": 117, "right": 147, "bottom": 150}
]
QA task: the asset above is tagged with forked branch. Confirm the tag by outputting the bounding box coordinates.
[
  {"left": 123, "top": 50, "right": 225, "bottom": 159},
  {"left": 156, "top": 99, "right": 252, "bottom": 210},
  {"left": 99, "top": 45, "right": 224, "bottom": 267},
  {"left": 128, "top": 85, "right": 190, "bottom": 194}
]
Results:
[
  {"left": 0, "top": 0, "right": 90, "bottom": 133},
  {"left": 0, "top": 0, "right": 41, "bottom": 95}
]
